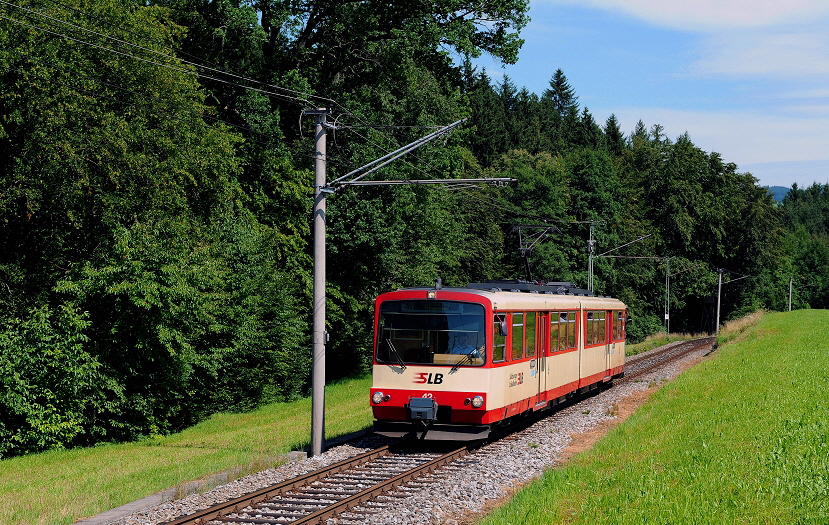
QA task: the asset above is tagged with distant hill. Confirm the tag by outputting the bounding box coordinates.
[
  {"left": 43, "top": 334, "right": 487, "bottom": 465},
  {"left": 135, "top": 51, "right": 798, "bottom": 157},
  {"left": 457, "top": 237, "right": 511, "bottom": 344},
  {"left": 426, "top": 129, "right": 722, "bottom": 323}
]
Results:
[{"left": 763, "top": 185, "right": 790, "bottom": 202}]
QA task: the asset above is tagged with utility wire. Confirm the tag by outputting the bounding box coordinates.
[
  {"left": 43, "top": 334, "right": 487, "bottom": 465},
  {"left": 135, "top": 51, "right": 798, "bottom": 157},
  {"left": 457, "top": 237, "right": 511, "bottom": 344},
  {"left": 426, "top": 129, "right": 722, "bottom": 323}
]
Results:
[
  {"left": 2, "top": 51, "right": 289, "bottom": 152},
  {"left": 0, "top": 7, "right": 313, "bottom": 107},
  {"left": 0, "top": 0, "right": 467, "bottom": 181},
  {"left": 40, "top": 0, "right": 263, "bottom": 79},
  {"left": 3, "top": 64, "right": 290, "bottom": 154},
  {"left": 0, "top": 0, "right": 330, "bottom": 107}
]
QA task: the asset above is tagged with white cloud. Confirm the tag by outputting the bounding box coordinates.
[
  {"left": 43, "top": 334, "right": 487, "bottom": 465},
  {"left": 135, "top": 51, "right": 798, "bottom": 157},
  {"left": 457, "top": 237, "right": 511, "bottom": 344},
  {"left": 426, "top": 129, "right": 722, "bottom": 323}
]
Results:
[
  {"left": 599, "top": 107, "right": 829, "bottom": 187},
  {"left": 541, "top": 0, "right": 829, "bottom": 31},
  {"left": 783, "top": 88, "right": 829, "bottom": 99},
  {"left": 781, "top": 104, "right": 829, "bottom": 116},
  {"left": 692, "top": 29, "right": 829, "bottom": 77}
]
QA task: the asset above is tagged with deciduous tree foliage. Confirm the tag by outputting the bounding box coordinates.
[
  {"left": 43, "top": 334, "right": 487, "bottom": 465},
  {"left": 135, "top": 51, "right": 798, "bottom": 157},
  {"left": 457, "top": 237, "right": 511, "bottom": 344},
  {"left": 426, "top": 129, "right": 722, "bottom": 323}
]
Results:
[{"left": 0, "top": 0, "right": 309, "bottom": 454}]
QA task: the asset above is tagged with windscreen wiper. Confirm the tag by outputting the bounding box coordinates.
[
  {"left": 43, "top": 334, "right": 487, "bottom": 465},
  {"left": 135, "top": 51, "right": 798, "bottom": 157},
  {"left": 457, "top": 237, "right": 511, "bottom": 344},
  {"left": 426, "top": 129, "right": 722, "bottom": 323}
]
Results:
[
  {"left": 450, "top": 350, "right": 476, "bottom": 372},
  {"left": 385, "top": 339, "right": 407, "bottom": 370}
]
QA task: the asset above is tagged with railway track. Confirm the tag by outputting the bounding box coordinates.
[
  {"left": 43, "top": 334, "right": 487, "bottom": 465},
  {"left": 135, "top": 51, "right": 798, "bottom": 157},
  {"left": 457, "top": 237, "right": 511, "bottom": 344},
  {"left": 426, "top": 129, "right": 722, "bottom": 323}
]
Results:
[
  {"left": 159, "top": 442, "right": 467, "bottom": 525},
  {"left": 157, "top": 337, "right": 714, "bottom": 525},
  {"left": 621, "top": 337, "right": 715, "bottom": 383}
]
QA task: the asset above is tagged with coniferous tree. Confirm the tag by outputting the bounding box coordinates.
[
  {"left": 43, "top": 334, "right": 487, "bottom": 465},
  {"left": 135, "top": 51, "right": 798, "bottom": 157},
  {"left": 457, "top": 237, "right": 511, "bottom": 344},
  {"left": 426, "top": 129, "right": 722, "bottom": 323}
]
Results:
[
  {"left": 543, "top": 68, "right": 579, "bottom": 117},
  {"left": 467, "top": 70, "right": 509, "bottom": 166},
  {"left": 576, "top": 107, "right": 604, "bottom": 149},
  {"left": 513, "top": 87, "right": 543, "bottom": 153},
  {"left": 604, "top": 114, "right": 626, "bottom": 156},
  {"left": 540, "top": 69, "right": 579, "bottom": 152},
  {"left": 498, "top": 75, "right": 521, "bottom": 151}
]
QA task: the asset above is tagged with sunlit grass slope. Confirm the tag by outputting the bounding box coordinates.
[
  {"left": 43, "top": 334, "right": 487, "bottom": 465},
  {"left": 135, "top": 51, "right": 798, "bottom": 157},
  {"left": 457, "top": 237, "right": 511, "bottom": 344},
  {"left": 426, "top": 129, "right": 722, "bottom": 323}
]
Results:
[
  {"left": 0, "top": 375, "right": 373, "bottom": 525},
  {"left": 478, "top": 310, "right": 829, "bottom": 524},
  {"left": 625, "top": 331, "right": 699, "bottom": 356}
]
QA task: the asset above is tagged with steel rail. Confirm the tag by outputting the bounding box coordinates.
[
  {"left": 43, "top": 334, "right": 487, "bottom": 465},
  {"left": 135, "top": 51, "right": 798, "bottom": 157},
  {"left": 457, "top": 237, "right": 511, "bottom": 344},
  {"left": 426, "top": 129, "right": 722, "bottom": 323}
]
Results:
[
  {"left": 621, "top": 337, "right": 714, "bottom": 383},
  {"left": 158, "top": 444, "right": 400, "bottom": 525},
  {"left": 158, "top": 441, "right": 468, "bottom": 525},
  {"left": 265, "top": 445, "right": 468, "bottom": 525}
]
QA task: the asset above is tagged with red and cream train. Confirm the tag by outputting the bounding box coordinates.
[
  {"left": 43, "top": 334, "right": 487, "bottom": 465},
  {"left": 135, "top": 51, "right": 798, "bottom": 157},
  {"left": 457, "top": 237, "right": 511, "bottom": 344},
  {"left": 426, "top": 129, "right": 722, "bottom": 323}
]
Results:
[{"left": 370, "top": 281, "right": 626, "bottom": 440}]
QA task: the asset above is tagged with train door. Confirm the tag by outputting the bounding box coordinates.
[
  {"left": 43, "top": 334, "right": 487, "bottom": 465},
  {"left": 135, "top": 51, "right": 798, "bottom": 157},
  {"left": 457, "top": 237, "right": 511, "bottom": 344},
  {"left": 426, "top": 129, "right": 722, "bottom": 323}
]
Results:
[
  {"left": 524, "top": 312, "right": 542, "bottom": 408},
  {"left": 604, "top": 310, "right": 612, "bottom": 378},
  {"left": 535, "top": 312, "right": 547, "bottom": 405}
]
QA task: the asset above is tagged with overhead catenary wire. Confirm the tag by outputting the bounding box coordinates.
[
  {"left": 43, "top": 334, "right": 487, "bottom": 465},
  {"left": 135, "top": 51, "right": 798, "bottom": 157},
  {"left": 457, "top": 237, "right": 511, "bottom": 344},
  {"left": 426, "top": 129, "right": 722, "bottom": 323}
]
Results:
[
  {"left": 1, "top": 0, "right": 469, "bottom": 182},
  {"left": 0, "top": 4, "right": 384, "bottom": 169},
  {"left": 10, "top": 0, "right": 407, "bottom": 143},
  {"left": 1, "top": 0, "right": 528, "bottom": 190},
  {"left": 3, "top": 51, "right": 286, "bottom": 147},
  {"left": 0, "top": 0, "right": 330, "bottom": 107},
  {"left": 38, "top": 0, "right": 291, "bottom": 88},
  {"left": 0, "top": 10, "right": 315, "bottom": 107}
]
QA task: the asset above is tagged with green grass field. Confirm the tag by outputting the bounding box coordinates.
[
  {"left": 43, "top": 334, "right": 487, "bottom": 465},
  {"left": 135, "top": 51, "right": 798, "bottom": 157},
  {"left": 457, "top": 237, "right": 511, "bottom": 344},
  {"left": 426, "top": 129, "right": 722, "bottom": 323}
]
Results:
[
  {"left": 477, "top": 309, "right": 829, "bottom": 524},
  {"left": 0, "top": 376, "right": 374, "bottom": 525}
]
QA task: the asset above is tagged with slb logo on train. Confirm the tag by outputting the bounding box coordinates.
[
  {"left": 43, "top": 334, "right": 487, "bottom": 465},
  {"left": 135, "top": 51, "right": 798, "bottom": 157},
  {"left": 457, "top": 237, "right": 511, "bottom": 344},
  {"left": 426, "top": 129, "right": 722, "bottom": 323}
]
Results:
[{"left": 413, "top": 372, "right": 443, "bottom": 384}]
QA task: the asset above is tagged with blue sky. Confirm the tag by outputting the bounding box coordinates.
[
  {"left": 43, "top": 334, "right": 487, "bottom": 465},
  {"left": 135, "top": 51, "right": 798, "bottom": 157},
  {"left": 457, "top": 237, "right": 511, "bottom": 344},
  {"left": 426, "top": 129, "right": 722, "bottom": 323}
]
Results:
[{"left": 474, "top": 0, "right": 829, "bottom": 188}]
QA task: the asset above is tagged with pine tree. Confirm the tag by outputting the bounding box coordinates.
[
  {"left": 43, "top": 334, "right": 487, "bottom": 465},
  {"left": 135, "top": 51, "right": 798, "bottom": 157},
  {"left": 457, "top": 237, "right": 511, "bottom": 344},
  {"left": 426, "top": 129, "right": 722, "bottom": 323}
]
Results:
[
  {"left": 604, "top": 114, "right": 626, "bottom": 156},
  {"left": 467, "top": 70, "right": 509, "bottom": 166},
  {"left": 540, "top": 69, "right": 579, "bottom": 152},
  {"left": 576, "top": 107, "right": 603, "bottom": 149},
  {"left": 542, "top": 69, "right": 579, "bottom": 118}
]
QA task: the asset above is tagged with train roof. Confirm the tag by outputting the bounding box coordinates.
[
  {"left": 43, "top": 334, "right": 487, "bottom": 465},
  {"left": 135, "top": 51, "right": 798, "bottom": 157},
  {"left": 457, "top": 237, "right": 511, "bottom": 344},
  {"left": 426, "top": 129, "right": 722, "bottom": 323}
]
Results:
[{"left": 381, "top": 280, "right": 626, "bottom": 311}]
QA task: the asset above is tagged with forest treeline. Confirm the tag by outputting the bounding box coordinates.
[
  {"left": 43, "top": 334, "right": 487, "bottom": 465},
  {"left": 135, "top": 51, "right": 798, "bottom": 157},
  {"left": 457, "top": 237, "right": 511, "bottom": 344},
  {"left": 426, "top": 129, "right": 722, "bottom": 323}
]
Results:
[{"left": 1, "top": 0, "right": 826, "bottom": 458}]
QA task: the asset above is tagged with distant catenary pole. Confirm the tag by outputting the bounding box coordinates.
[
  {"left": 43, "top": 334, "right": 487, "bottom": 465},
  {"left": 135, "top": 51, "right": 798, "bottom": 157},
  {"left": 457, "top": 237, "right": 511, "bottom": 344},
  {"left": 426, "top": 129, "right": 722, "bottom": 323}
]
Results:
[{"left": 789, "top": 276, "right": 793, "bottom": 312}]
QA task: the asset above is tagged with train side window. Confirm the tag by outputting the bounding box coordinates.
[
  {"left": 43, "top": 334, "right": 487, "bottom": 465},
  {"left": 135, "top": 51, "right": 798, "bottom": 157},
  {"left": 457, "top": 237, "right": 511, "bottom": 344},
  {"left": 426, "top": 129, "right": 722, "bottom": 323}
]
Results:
[
  {"left": 611, "top": 311, "right": 617, "bottom": 340},
  {"left": 592, "top": 311, "right": 599, "bottom": 345},
  {"left": 512, "top": 312, "right": 524, "bottom": 360},
  {"left": 560, "top": 312, "right": 567, "bottom": 350},
  {"left": 586, "top": 311, "right": 594, "bottom": 345},
  {"left": 620, "top": 311, "right": 626, "bottom": 340},
  {"left": 560, "top": 312, "right": 568, "bottom": 349},
  {"left": 599, "top": 311, "right": 607, "bottom": 343},
  {"left": 592, "top": 311, "right": 602, "bottom": 345},
  {"left": 550, "top": 312, "right": 560, "bottom": 352},
  {"left": 493, "top": 314, "right": 506, "bottom": 362},
  {"left": 594, "top": 311, "right": 600, "bottom": 344},
  {"left": 585, "top": 312, "right": 591, "bottom": 345},
  {"left": 525, "top": 312, "right": 536, "bottom": 357},
  {"left": 566, "top": 311, "right": 576, "bottom": 349}
]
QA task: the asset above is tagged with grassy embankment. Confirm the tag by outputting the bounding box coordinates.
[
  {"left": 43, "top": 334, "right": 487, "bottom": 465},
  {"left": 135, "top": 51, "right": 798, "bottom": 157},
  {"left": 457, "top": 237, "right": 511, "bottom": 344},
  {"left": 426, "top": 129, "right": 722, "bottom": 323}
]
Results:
[
  {"left": 477, "top": 309, "right": 829, "bottom": 524},
  {"left": 0, "top": 376, "right": 374, "bottom": 525},
  {"left": 625, "top": 331, "right": 700, "bottom": 356}
]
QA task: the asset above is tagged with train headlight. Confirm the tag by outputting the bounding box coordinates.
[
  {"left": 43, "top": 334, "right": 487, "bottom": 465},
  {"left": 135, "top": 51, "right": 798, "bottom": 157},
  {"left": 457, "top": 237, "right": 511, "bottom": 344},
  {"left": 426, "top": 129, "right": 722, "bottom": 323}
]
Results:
[
  {"left": 372, "top": 391, "right": 385, "bottom": 404},
  {"left": 471, "top": 395, "right": 484, "bottom": 408}
]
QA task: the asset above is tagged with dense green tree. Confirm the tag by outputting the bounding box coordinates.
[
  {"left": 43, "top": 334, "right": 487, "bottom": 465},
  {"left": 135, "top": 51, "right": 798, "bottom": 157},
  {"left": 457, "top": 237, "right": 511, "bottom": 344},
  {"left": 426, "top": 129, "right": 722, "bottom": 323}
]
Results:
[
  {"left": 467, "top": 70, "right": 509, "bottom": 166},
  {"left": 575, "top": 107, "right": 604, "bottom": 149},
  {"left": 542, "top": 68, "right": 579, "bottom": 118},
  {"left": 0, "top": 304, "right": 121, "bottom": 457},
  {"left": 781, "top": 183, "right": 829, "bottom": 236},
  {"left": 512, "top": 87, "right": 543, "bottom": 154},
  {"left": 0, "top": 0, "right": 309, "bottom": 453},
  {"left": 603, "top": 114, "right": 625, "bottom": 156}
]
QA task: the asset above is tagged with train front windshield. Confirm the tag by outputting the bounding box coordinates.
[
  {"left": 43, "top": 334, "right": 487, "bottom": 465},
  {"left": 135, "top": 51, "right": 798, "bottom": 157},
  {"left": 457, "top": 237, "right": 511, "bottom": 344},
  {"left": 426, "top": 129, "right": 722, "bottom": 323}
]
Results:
[{"left": 376, "top": 300, "right": 486, "bottom": 366}]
